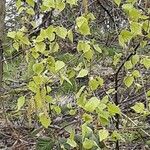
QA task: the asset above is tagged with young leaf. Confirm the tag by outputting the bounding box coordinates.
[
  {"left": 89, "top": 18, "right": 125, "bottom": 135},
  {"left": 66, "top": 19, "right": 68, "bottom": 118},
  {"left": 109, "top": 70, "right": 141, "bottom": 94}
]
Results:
[
  {"left": 132, "top": 70, "right": 140, "bottom": 78},
  {"left": 99, "top": 129, "right": 109, "bottom": 141},
  {"left": 17, "top": 96, "right": 25, "bottom": 111},
  {"left": 7, "top": 31, "right": 16, "bottom": 39},
  {"left": 77, "top": 69, "right": 88, "bottom": 78},
  {"left": 114, "top": 0, "right": 121, "bottom": 6},
  {"left": 84, "top": 97, "right": 100, "bottom": 112},
  {"left": 55, "top": 61, "right": 65, "bottom": 72},
  {"left": 83, "top": 138, "right": 94, "bottom": 149},
  {"left": 68, "top": 29, "right": 73, "bottom": 43},
  {"left": 124, "top": 60, "right": 133, "bottom": 70},
  {"left": 131, "top": 55, "right": 139, "bottom": 66},
  {"left": 89, "top": 78, "right": 99, "bottom": 91},
  {"left": 124, "top": 76, "right": 134, "bottom": 87},
  {"left": 67, "top": 139, "right": 77, "bottom": 148},
  {"left": 35, "top": 42, "right": 46, "bottom": 53},
  {"left": 131, "top": 102, "right": 145, "bottom": 114},
  {"left": 56, "top": 26, "right": 68, "bottom": 39},
  {"left": 39, "top": 113, "right": 51, "bottom": 128},
  {"left": 93, "top": 44, "right": 102, "bottom": 53},
  {"left": 107, "top": 103, "right": 121, "bottom": 116},
  {"left": 76, "top": 86, "right": 86, "bottom": 99},
  {"left": 141, "top": 57, "right": 150, "bottom": 69},
  {"left": 26, "top": 0, "right": 35, "bottom": 7},
  {"left": 33, "top": 63, "right": 44, "bottom": 75}
]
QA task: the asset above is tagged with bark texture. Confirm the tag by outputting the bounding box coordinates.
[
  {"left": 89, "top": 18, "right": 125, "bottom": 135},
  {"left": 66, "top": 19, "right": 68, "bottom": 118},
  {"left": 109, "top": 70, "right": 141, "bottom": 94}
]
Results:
[{"left": 0, "top": 0, "right": 5, "bottom": 89}]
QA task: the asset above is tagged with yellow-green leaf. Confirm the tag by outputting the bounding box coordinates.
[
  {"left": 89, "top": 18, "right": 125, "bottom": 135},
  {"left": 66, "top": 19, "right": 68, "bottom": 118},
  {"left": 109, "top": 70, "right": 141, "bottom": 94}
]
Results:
[
  {"left": 56, "top": 26, "right": 68, "bottom": 39},
  {"left": 68, "top": 29, "right": 73, "bottom": 43},
  {"left": 114, "top": 0, "right": 121, "bottom": 6},
  {"left": 131, "top": 102, "right": 145, "bottom": 114},
  {"left": 99, "top": 129, "right": 109, "bottom": 141},
  {"left": 33, "top": 63, "right": 44, "bottom": 75},
  {"left": 39, "top": 113, "right": 51, "bottom": 128},
  {"left": 124, "top": 75, "right": 134, "bottom": 87},
  {"left": 84, "top": 97, "right": 100, "bottom": 112},
  {"left": 83, "top": 138, "right": 94, "bottom": 149},
  {"left": 77, "top": 69, "right": 88, "bottom": 78},
  {"left": 55, "top": 61, "right": 65, "bottom": 72},
  {"left": 17, "top": 96, "right": 25, "bottom": 111}
]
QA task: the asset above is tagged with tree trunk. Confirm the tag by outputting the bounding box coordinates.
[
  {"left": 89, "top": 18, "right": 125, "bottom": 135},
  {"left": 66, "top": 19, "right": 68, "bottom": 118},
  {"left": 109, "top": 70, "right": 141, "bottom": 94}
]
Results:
[{"left": 0, "top": 0, "right": 5, "bottom": 89}]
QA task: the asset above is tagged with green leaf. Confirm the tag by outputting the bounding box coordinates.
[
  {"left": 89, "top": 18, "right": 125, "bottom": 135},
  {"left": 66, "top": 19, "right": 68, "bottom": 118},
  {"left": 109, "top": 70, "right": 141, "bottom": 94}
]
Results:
[
  {"left": 77, "top": 41, "right": 90, "bottom": 53},
  {"left": 17, "top": 96, "right": 25, "bottom": 111},
  {"left": 76, "top": 86, "right": 86, "bottom": 99},
  {"left": 28, "top": 81, "right": 38, "bottom": 93},
  {"left": 67, "top": 130, "right": 77, "bottom": 148},
  {"left": 26, "top": 8, "right": 35, "bottom": 15},
  {"left": 7, "top": 31, "right": 16, "bottom": 39},
  {"left": 66, "top": 0, "right": 77, "bottom": 5},
  {"left": 131, "top": 55, "right": 139, "bottom": 66},
  {"left": 62, "top": 75, "right": 72, "bottom": 85},
  {"left": 13, "top": 42, "right": 19, "bottom": 51},
  {"left": 68, "top": 29, "right": 73, "bottom": 43},
  {"left": 129, "top": 8, "right": 141, "bottom": 21},
  {"left": 76, "top": 16, "right": 90, "bottom": 35},
  {"left": 16, "top": 0, "right": 21, "bottom": 8},
  {"left": 131, "top": 102, "right": 145, "bottom": 114},
  {"left": 122, "top": 3, "right": 133, "bottom": 12},
  {"left": 113, "top": 53, "right": 122, "bottom": 66},
  {"left": 33, "top": 63, "right": 44, "bottom": 75},
  {"left": 45, "top": 95, "right": 53, "bottom": 103},
  {"left": 87, "top": 13, "right": 96, "bottom": 20},
  {"left": 124, "top": 75, "right": 134, "bottom": 87},
  {"left": 39, "top": 113, "right": 51, "bottom": 128},
  {"left": 55, "top": 0, "right": 65, "bottom": 11},
  {"left": 56, "top": 26, "right": 68, "bottom": 39},
  {"left": 119, "top": 30, "right": 133, "bottom": 47},
  {"left": 50, "top": 42, "right": 59, "bottom": 53},
  {"left": 35, "top": 42, "right": 46, "bottom": 53},
  {"left": 55, "top": 60, "right": 65, "bottom": 72},
  {"left": 147, "top": 90, "right": 150, "bottom": 97},
  {"left": 20, "top": 36, "right": 30, "bottom": 45},
  {"left": 82, "top": 113, "right": 93, "bottom": 123},
  {"left": 141, "top": 57, "right": 150, "bottom": 69},
  {"left": 99, "top": 129, "right": 109, "bottom": 141},
  {"left": 114, "top": 0, "right": 121, "bottom": 6},
  {"left": 93, "top": 44, "right": 102, "bottom": 53},
  {"left": 43, "top": 0, "right": 55, "bottom": 8},
  {"left": 84, "top": 49, "right": 93, "bottom": 61},
  {"left": 67, "top": 139, "right": 77, "bottom": 148},
  {"left": 107, "top": 103, "right": 121, "bottom": 116},
  {"left": 84, "top": 97, "right": 100, "bottom": 112},
  {"left": 97, "top": 77, "right": 104, "bottom": 87},
  {"left": 77, "top": 69, "right": 88, "bottom": 78},
  {"left": 112, "top": 131, "right": 124, "bottom": 141},
  {"left": 130, "top": 22, "right": 142, "bottom": 35},
  {"left": 79, "top": 22, "right": 91, "bottom": 35},
  {"left": 53, "top": 106, "right": 61, "bottom": 114},
  {"left": 76, "top": 16, "right": 87, "bottom": 28},
  {"left": 89, "top": 78, "right": 99, "bottom": 91},
  {"left": 26, "top": 0, "right": 35, "bottom": 7},
  {"left": 45, "top": 26, "right": 55, "bottom": 41},
  {"left": 83, "top": 138, "right": 94, "bottom": 149},
  {"left": 82, "top": 123, "right": 93, "bottom": 138},
  {"left": 124, "top": 60, "right": 133, "bottom": 70},
  {"left": 74, "top": 62, "right": 83, "bottom": 71},
  {"left": 132, "top": 70, "right": 140, "bottom": 78},
  {"left": 33, "top": 75, "right": 43, "bottom": 85}
]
